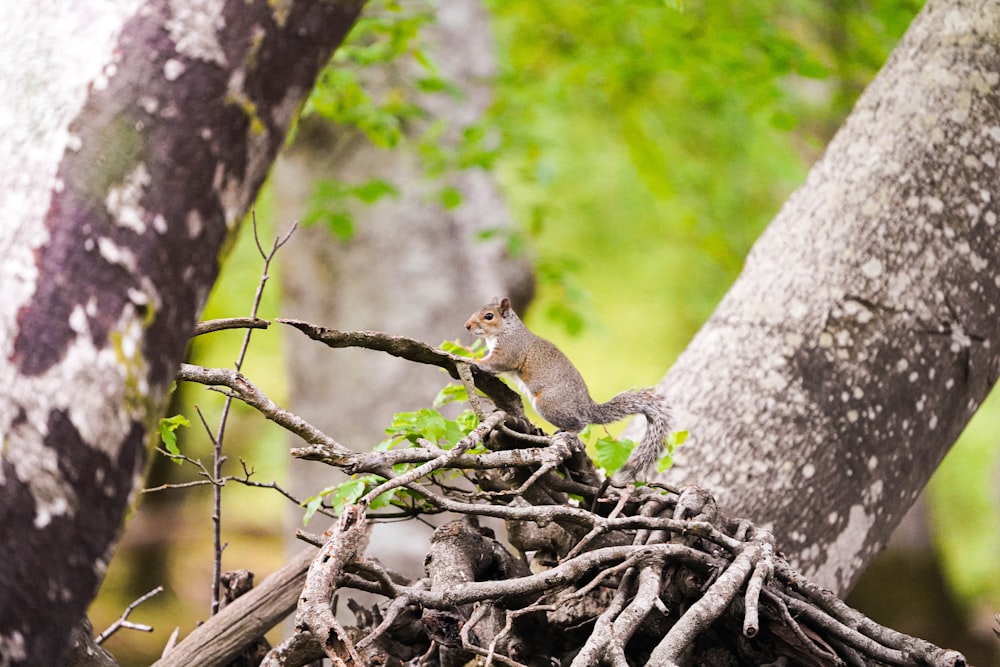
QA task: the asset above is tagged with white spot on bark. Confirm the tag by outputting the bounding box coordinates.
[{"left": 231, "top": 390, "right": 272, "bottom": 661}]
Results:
[
  {"left": 788, "top": 300, "right": 808, "bottom": 319},
  {"left": 138, "top": 96, "right": 159, "bottom": 114},
  {"left": 153, "top": 214, "right": 168, "bottom": 234},
  {"left": 127, "top": 287, "right": 148, "bottom": 307},
  {"left": 827, "top": 512, "right": 838, "bottom": 524},
  {"left": 867, "top": 456, "right": 878, "bottom": 471},
  {"left": 929, "top": 414, "right": 938, "bottom": 430},
  {"left": 105, "top": 163, "right": 151, "bottom": 233},
  {"left": 35, "top": 494, "right": 69, "bottom": 528},
  {"left": 861, "top": 258, "right": 884, "bottom": 278},
  {"left": 167, "top": 0, "right": 228, "bottom": 65},
  {"left": 925, "top": 196, "right": 944, "bottom": 213},
  {"left": 0, "top": 630, "right": 27, "bottom": 663},
  {"left": 186, "top": 209, "right": 204, "bottom": 238},
  {"left": 802, "top": 463, "right": 815, "bottom": 479},
  {"left": 97, "top": 237, "right": 137, "bottom": 272},
  {"left": 164, "top": 58, "right": 185, "bottom": 81},
  {"left": 806, "top": 503, "right": 873, "bottom": 591},
  {"left": 68, "top": 305, "right": 88, "bottom": 335},
  {"left": 846, "top": 409, "right": 859, "bottom": 423}
]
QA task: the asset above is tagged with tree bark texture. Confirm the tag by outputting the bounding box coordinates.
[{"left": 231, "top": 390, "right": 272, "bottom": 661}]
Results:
[
  {"left": 658, "top": 0, "right": 1000, "bottom": 594},
  {"left": 0, "top": 1, "right": 364, "bottom": 663}
]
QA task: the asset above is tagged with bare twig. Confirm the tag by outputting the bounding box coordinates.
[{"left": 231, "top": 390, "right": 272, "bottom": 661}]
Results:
[
  {"left": 96, "top": 586, "right": 164, "bottom": 644},
  {"left": 742, "top": 531, "right": 774, "bottom": 638},
  {"left": 193, "top": 317, "right": 270, "bottom": 336},
  {"left": 204, "top": 215, "right": 294, "bottom": 616}
]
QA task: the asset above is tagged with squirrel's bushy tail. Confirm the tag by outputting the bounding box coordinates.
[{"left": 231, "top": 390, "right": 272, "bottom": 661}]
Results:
[{"left": 589, "top": 388, "right": 672, "bottom": 485}]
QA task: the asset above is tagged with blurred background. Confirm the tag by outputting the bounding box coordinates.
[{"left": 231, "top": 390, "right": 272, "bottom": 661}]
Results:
[{"left": 88, "top": 1, "right": 1000, "bottom": 664}]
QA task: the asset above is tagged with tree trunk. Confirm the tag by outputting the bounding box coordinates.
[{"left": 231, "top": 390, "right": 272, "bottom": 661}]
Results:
[
  {"left": 0, "top": 1, "right": 364, "bottom": 663},
  {"left": 658, "top": 0, "right": 1000, "bottom": 594}
]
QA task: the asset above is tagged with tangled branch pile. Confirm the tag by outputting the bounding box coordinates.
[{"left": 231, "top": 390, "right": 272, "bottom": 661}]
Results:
[{"left": 172, "top": 320, "right": 966, "bottom": 667}]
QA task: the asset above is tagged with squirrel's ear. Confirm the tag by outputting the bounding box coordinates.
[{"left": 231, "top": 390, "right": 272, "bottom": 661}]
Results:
[{"left": 499, "top": 297, "right": 512, "bottom": 315}]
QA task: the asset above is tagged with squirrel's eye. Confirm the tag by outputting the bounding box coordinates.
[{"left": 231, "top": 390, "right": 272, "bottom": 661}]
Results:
[{"left": 484, "top": 313, "right": 494, "bottom": 320}]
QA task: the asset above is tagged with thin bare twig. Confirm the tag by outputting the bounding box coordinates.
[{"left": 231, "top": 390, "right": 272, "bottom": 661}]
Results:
[
  {"left": 193, "top": 317, "right": 270, "bottom": 336},
  {"left": 96, "top": 586, "right": 164, "bottom": 644},
  {"left": 193, "top": 213, "right": 297, "bottom": 617}
]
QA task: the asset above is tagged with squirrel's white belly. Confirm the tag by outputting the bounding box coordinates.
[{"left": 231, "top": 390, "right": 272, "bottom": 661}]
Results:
[{"left": 503, "top": 372, "right": 540, "bottom": 415}]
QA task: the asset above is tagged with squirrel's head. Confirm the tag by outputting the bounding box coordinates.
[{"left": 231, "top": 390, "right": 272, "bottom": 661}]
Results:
[{"left": 465, "top": 296, "right": 514, "bottom": 338}]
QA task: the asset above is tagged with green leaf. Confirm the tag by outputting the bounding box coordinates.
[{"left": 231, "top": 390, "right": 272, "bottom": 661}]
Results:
[
  {"left": 330, "top": 479, "right": 367, "bottom": 513},
  {"left": 656, "top": 430, "right": 687, "bottom": 472},
  {"left": 306, "top": 210, "right": 355, "bottom": 240},
  {"left": 159, "top": 414, "right": 191, "bottom": 464},
  {"left": 369, "top": 486, "right": 399, "bottom": 510},
  {"left": 301, "top": 479, "right": 369, "bottom": 525},
  {"left": 433, "top": 383, "right": 468, "bottom": 407},
  {"left": 440, "top": 338, "right": 485, "bottom": 359},
  {"left": 438, "top": 186, "right": 463, "bottom": 209},
  {"left": 384, "top": 407, "right": 478, "bottom": 448},
  {"left": 352, "top": 178, "right": 399, "bottom": 204},
  {"left": 301, "top": 495, "right": 324, "bottom": 526},
  {"left": 593, "top": 435, "right": 635, "bottom": 474}
]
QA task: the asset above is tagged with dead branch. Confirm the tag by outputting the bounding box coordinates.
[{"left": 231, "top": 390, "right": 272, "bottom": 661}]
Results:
[
  {"left": 284, "top": 505, "right": 369, "bottom": 666},
  {"left": 277, "top": 319, "right": 528, "bottom": 420},
  {"left": 193, "top": 318, "right": 271, "bottom": 336},
  {"left": 95, "top": 586, "right": 163, "bottom": 644},
  {"left": 151, "top": 547, "right": 317, "bottom": 667}
]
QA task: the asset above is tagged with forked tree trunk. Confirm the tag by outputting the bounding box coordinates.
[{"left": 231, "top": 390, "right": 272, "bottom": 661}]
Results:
[
  {"left": 658, "top": 0, "right": 1000, "bottom": 594},
  {"left": 0, "top": 1, "right": 365, "bottom": 663}
]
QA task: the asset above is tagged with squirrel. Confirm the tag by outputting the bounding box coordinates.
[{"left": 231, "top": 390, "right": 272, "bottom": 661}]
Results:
[{"left": 464, "top": 296, "right": 672, "bottom": 486}]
